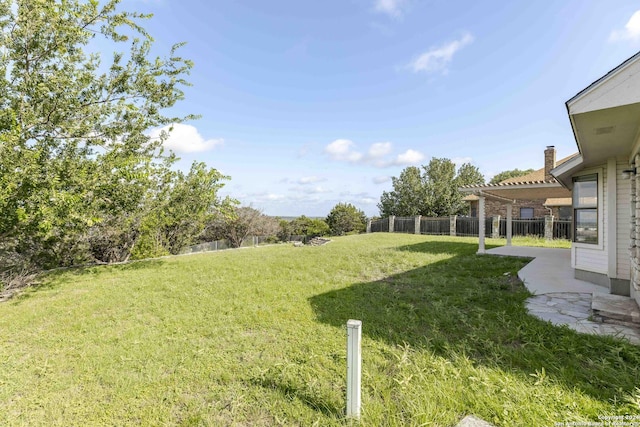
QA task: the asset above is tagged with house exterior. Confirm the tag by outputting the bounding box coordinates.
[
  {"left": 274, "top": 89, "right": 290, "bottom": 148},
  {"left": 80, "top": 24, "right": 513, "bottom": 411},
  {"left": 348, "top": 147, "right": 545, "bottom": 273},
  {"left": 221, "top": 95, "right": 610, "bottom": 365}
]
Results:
[
  {"left": 551, "top": 51, "right": 640, "bottom": 302},
  {"left": 463, "top": 146, "right": 574, "bottom": 219}
]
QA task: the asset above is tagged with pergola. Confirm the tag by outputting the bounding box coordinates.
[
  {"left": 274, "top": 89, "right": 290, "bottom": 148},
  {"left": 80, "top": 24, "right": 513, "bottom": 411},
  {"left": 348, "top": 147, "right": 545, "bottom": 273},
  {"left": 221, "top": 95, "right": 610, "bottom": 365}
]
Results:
[{"left": 460, "top": 182, "right": 572, "bottom": 254}]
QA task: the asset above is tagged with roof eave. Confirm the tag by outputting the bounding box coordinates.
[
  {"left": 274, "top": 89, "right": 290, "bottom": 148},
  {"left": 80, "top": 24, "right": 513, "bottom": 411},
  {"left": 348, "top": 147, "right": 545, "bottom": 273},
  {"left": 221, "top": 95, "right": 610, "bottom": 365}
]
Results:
[
  {"left": 566, "top": 50, "right": 640, "bottom": 110},
  {"left": 550, "top": 154, "right": 584, "bottom": 189}
]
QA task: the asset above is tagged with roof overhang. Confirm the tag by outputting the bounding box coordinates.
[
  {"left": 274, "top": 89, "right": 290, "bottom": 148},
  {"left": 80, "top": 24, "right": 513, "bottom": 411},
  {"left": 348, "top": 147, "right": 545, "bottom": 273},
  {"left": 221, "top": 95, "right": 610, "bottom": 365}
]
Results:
[
  {"left": 550, "top": 154, "right": 584, "bottom": 189},
  {"left": 543, "top": 197, "right": 572, "bottom": 207},
  {"left": 561, "top": 51, "right": 640, "bottom": 182}
]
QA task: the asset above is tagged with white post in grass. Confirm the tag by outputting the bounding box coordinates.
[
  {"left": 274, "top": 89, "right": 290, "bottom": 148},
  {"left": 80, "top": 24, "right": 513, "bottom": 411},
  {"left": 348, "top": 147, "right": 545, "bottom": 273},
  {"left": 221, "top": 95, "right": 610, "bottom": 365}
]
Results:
[{"left": 346, "top": 319, "right": 362, "bottom": 419}]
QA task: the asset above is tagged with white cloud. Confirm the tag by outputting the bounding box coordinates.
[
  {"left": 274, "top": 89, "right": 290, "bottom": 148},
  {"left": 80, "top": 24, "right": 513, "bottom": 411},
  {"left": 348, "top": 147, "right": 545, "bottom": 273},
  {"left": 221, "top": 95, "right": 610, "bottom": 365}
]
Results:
[
  {"left": 149, "top": 123, "right": 223, "bottom": 153},
  {"left": 373, "top": 175, "right": 392, "bottom": 184},
  {"left": 374, "top": 0, "right": 406, "bottom": 18},
  {"left": 359, "top": 197, "right": 378, "bottom": 205},
  {"left": 368, "top": 142, "right": 392, "bottom": 158},
  {"left": 290, "top": 185, "right": 331, "bottom": 194},
  {"left": 610, "top": 10, "right": 640, "bottom": 42},
  {"left": 298, "top": 176, "right": 327, "bottom": 185},
  {"left": 408, "top": 32, "right": 474, "bottom": 74},
  {"left": 325, "top": 139, "right": 424, "bottom": 168},
  {"left": 394, "top": 149, "right": 424, "bottom": 165},
  {"left": 324, "top": 139, "right": 363, "bottom": 163},
  {"left": 249, "top": 192, "right": 286, "bottom": 202}
]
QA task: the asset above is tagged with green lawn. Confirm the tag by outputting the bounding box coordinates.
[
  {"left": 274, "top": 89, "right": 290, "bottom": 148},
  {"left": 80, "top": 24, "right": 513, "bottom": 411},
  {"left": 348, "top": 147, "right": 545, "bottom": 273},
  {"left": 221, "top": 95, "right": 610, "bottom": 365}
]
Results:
[{"left": 0, "top": 234, "right": 638, "bottom": 426}]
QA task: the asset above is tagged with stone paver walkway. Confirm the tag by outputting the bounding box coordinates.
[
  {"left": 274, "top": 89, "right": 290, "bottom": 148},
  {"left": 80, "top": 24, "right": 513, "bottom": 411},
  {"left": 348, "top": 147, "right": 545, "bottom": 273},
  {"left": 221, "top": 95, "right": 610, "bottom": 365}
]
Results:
[
  {"left": 525, "top": 292, "right": 640, "bottom": 344},
  {"left": 486, "top": 246, "right": 640, "bottom": 345}
]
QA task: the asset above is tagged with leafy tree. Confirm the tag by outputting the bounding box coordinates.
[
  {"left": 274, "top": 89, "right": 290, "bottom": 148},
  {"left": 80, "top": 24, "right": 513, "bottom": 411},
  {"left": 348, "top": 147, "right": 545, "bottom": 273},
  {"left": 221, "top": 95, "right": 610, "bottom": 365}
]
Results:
[
  {"left": 291, "top": 216, "right": 330, "bottom": 238},
  {"left": 489, "top": 168, "right": 535, "bottom": 184},
  {"left": 0, "top": 1, "right": 227, "bottom": 279},
  {"left": 132, "top": 162, "right": 234, "bottom": 258},
  {"left": 206, "top": 207, "right": 280, "bottom": 248},
  {"left": 277, "top": 216, "right": 329, "bottom": 242},
  {"left": 377, "top": 158, "right": 484, "bottom": 217},
  {"left": 277, "top": 219, "right": 294, "bottom": 242},
  {"left": 378, "top": 166, "right": 426, "bottom": 218},
  {"left": 424, "top": 159, "right": 484, "bottom": 217},
  {"left": 326, "top": 203, "right": 367, "bottom": 235}
]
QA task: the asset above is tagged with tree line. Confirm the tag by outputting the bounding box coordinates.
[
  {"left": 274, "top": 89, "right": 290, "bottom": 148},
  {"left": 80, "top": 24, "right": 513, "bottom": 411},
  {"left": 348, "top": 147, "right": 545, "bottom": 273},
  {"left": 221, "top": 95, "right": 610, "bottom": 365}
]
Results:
[{"left": 378, "top": 159, "right": 535, "bottom": 218}]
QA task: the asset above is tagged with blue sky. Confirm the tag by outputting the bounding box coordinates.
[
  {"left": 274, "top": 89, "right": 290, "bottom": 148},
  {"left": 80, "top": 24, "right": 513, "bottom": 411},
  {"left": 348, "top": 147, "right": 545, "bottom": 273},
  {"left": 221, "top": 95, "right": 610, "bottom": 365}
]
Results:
[{"left": 130, "top": 0, "right": 640, "bottom": 217}]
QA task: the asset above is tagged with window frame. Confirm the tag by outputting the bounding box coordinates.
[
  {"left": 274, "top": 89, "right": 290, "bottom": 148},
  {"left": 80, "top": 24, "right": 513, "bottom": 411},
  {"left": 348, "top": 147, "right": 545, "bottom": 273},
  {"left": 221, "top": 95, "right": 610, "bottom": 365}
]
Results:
[
  {"left": 572, "top": 172, "right": 600, "bottom": 246},
  {"left": 519, "top": 207, "right": 535, "bottom": 219}
]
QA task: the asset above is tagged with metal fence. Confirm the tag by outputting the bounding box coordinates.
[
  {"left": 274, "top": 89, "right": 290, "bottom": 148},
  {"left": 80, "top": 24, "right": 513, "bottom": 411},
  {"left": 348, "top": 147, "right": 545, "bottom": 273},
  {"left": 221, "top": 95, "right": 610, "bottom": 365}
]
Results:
[
  {"left": 455, "top": 217, "right": 493, "bottom": 237},
  {"left": 553, "top": 220, "right": 572, "bottom": 240},
  {"left": 499, "top": 218, "right": 544, "bottom": 238},
  {"left": 394, "top": 216, "right": 416, "bottom": 233},
  {"left": 370, "top": 218, "right": 389, "bottom": 233},
  {"left": 180, "top": 235, "right": 279, "bottom": 255},
  {"left": 420, "top": 217, "right": 450, "bottom": 235},
  {"left": 369, "top": 215, "right": 571, "bottom": 241}
]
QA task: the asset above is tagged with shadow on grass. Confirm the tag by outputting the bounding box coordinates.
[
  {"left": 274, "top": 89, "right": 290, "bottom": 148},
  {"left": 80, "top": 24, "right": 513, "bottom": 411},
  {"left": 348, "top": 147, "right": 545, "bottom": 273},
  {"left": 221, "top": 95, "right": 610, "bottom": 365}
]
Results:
[
  {"left": 309, "top": 240, "right": 640, "bottom": 403},
  {"left": 250, "top": 377, "right": 344, "bottom": 419}
]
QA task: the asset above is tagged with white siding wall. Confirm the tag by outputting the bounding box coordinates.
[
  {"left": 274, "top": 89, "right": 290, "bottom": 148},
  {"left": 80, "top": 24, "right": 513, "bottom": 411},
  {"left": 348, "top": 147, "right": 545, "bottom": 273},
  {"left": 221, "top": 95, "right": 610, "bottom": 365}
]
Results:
[
  {"left": 617, "top": 159, "right": 632, "bottom": 279},
  {"left": 574, "top": 166, "right": 608, "bottom": 274}
]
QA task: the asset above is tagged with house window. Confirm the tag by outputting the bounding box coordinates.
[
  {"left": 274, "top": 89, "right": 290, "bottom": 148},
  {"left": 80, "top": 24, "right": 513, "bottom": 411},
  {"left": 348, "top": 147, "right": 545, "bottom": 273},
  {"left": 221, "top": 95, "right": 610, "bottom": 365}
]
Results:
[
  {"left": 520, "top": 207, "right": 534, "bottom": 219},
  {"left": 573, "top": 174, "right": 598, "bottom": 244},
  {"left": 558, "top": 206, "right": 572, "bottom": 220}
]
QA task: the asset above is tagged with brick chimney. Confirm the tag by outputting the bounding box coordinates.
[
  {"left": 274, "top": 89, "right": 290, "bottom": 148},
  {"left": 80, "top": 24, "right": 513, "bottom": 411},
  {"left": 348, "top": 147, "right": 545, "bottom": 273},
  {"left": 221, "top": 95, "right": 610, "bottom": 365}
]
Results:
[{"left": 544, "top": 146, "right": 556, "bottom": 181}]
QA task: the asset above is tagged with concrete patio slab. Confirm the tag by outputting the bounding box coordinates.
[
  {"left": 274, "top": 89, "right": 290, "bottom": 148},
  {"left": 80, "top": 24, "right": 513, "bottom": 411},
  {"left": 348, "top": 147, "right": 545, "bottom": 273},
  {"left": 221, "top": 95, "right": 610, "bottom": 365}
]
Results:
[
  {"left": 486, "top": 246, "right": 640, "bottom": 345},
  {"left": 486, "top": 246, "right": 606, "bottom": 295}
]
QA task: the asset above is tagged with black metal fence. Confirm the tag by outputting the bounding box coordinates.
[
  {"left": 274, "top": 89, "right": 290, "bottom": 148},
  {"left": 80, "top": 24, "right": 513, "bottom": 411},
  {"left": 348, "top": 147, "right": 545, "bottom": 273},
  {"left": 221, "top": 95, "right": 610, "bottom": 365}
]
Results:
[
  {"left": 370, "top": 218, "right": 389, "bottom": 233},
  {"left": 420, "top": 217, "right": 450, "bottom": 235},
  {"left": 455, "top": 217, "right": 493, "bottom": 237},
  {"left": 499, "top": 218, "right": 544, "bottom": 238},
  {"left": 553, "top": 220, "right": 572, "bottom": 240},
  {"left": 370, "top": 215, "right": 571, "bottom": 240},
  {"left": 394, "top": 216, "right": 416, "bottom": 233}
]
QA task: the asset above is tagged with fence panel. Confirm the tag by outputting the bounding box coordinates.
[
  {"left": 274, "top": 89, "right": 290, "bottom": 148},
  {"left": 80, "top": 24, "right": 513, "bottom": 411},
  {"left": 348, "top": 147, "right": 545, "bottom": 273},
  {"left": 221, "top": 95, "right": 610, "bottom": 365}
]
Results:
[
  {"left": 553, "top": 220, "right": 572, "bottom": 240},
  {"left": 499, "top": 218, "right": 545, "bottom": 238},
  {"left": 181, "top": 235, "right": 280, "bottom": 255},
  {"left": 370, "top": 218, "right": 389, "bottom": 233},
  {"left": 420, "top": 217, "right": 450, "bottom": 235},
  {"left": 456, "top": 216, "right": 479, "bottom": 237},
  {"left": 394, "top": 217, "right": 415, "bottom": 233}
]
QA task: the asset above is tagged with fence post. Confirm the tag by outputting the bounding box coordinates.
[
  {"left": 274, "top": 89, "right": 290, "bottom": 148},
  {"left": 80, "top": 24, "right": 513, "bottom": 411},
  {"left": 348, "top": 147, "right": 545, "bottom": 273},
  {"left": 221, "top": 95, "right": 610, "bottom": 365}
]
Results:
[
  {"left": 506, "top": 204, "right": 512, "bottom": 246},
  {"left": 389, "top": 216, "right": 395, "bottom": 233},
  {"left": 492, "top": 216, "right": 500, "bottom": 239},
  {"left": 545, "top": 215, "right": 554, "bottom": 241},
  {"left": 346, "top": 319, "right": 362, "bottom": 419},
  {"left": 414, "top": 216, "right": 421, "bottom": 235},
  {"left": 450, "top": 215, "right": 457, "bottom": 237},
  {"left": 366, "top": 219, "right": 372, "bottom": 233}
]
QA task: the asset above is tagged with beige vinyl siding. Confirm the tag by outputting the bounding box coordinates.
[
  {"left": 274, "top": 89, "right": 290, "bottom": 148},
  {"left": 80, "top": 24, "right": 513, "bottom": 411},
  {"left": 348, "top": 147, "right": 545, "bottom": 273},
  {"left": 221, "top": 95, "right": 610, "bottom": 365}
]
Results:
[
  {"left": 617, "top": 160, "right": 632, "bottom": 279},
  {"left": 574, "top": 166, "right": 608, "bottom": 274}
]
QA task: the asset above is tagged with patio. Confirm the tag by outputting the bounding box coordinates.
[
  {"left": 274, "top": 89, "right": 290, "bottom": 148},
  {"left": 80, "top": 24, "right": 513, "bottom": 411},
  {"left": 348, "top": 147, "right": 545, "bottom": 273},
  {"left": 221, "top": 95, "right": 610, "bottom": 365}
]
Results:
[{"left": 486, "top": 246, "right": 640, "bottom": 344}]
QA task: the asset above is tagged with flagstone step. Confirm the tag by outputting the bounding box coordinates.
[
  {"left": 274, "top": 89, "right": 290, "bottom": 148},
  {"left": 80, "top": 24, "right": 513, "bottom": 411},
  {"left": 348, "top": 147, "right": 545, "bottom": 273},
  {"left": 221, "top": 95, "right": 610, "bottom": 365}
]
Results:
[{"left": 591, "top": 292, "right": 640, "bottom": 327}]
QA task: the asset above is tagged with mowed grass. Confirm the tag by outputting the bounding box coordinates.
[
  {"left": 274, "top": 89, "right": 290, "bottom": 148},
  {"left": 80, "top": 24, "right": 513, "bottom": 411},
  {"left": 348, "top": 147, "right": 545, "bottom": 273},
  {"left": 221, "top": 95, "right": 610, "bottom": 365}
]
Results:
[{"left": 0, "top": 234, "right": 639, "bottom": 426}]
